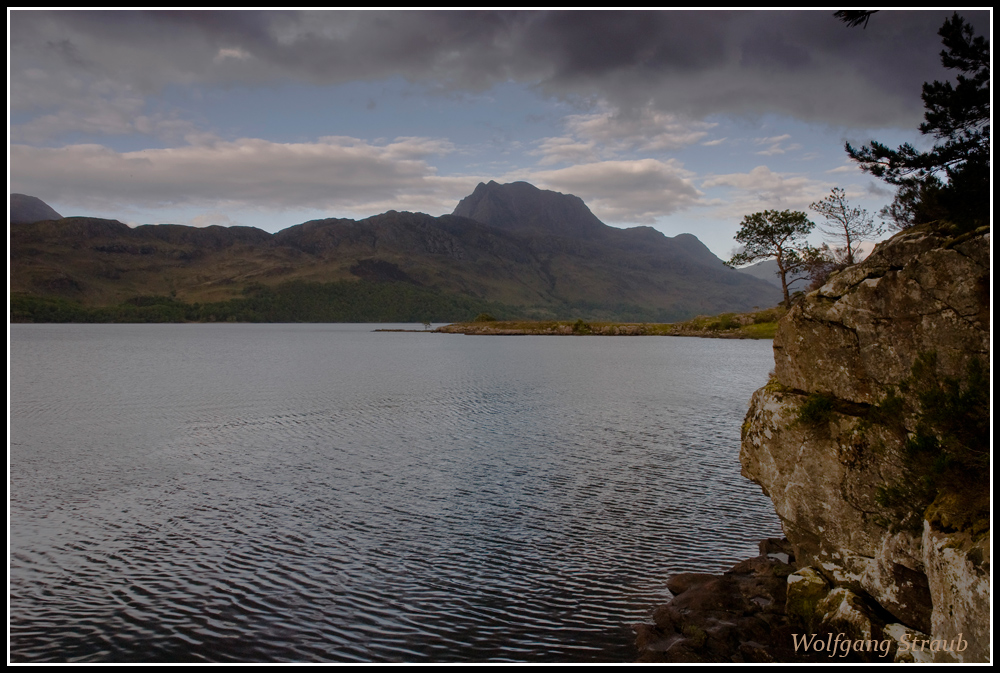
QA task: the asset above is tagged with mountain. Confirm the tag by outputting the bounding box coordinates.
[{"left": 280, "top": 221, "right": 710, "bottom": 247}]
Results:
[
  {"left": 451, "top": 181, "right": 781, "bottom": 312},
  {"left": 453, "top": 180, "right": 607, "bottom": 239},
  {"left": 737, "top": 258, "right": 810, "bottom": 292},
  {"left": 10, "top": 193, "right": 62, "bottom": 224},
  {"left": 738, "top": 243, "right": 879, "bottom": 292},
  {"left": 11, "top": 183, "right": 781, "bottom": 322}
]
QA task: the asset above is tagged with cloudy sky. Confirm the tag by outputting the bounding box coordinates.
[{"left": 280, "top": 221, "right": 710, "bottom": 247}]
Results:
[{"left": 8, "top": 10, "right": 990, "bottom": 258}]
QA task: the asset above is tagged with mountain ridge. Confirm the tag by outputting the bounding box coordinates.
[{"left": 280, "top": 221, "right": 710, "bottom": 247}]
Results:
[{"left": 10, "top": 185, "right": 781, "bottom": 321}]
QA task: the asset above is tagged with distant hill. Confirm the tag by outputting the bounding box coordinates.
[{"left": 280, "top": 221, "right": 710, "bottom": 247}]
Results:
[
  {"left": 737, "top": 258, "right": 810, "bottom": 292},
  {"left": 11, "top": 183, "right": 781, "bottom": 322},
  {"left": 736, "top": 242, "right": 878, "bottom": 293},
  {"left": 10, "top": 194, "right": 62, "bottom": 224}
]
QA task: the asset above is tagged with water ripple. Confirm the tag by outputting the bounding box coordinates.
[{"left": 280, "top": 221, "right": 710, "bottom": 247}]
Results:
[{"left": 11, "top": 324, "right": 782, "bottom": 662}]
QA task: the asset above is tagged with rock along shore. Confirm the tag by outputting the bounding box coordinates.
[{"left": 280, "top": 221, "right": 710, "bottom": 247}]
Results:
[{"left": 636, "top": 226, "right": 990, "bottom": 663}]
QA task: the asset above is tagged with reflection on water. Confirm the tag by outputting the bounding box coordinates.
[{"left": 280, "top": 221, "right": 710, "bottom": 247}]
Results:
[{"left": 10, "top": 324, "right": 782, "bottom": 662}]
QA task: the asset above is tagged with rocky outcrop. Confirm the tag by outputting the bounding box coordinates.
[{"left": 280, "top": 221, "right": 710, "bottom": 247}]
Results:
[
  {"left": 768, "top": 227, "right": 988, "bottom": 403},
  {"left": 634, "top": 541, "right": 798, "bottom": 663},
  {"left": 633, "top": 538, "right": 915, "bottom": 663},
  {"left": 740, "top": 226, "right": 990, "bottom": 662}
]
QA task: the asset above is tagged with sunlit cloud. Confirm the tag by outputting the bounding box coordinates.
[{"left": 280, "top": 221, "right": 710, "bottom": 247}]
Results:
[
  {"left": 701, "top": 165, "right": 827, "bottom": 220},
  {"left": 753, "top": 134, "right": 802, "bottom": 156},
  {"left": 11, "top": 136, "right": 462, "bottom": 215},
  {"left": 522, "top": 158, "right": 703, "bottom": 224},
  {"left": 214, "top": 47, "right": 252, "bottom": 62}
]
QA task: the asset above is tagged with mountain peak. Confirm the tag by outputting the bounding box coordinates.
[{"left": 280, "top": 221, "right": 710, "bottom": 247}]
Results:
[
  {"left": 453, "top": 181, "right": 607, "bottom": 239},
  {"left": 11, "top": 194, "right": 63, "bottom": 225}
]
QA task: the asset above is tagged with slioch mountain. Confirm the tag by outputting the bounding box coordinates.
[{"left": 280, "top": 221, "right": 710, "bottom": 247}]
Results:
[{"left": 11, "top": 183, "right": 780, "bottom": 322}]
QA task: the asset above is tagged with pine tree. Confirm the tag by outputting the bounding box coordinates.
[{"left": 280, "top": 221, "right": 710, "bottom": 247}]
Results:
[
  {"left": 845, "top": 13, "right": 989, "bottom": 232},
  {"left": 725, "top": 210, "right": 814, "bottom": 306}
]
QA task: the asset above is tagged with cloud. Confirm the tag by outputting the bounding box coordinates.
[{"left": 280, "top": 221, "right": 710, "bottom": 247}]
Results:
[
  {"left": 377, "top": 136, "right": 455, "bottom": 160},
  {"left": 11, "top": 93, "right": 207, "bottom": 145},
  {"left": 826, "top": 162, "right": 864, "bottom": 174},
  {"left": 9, "top": 38, "right": 205, "bottom": 144},
  {"left": 10, "top": 10, "right": 988, "bottom": 130},
  {"left": 753, "top": 134, "right": 802, "bottom": 156},
  {"left": 562, "top": 107, "right": 715, "bottom": 152},
  {"left": 532, "top": 104, "right": 716, "bottom": 165},
  {"left": 529, "top": 137, "right": 598, "bottom": 166},
  {"left": 188, "top": 211, "right": 242, "bottom": 227},
  {"left": 522, "top": 158, "right": 703, "bottom": 223},
  {"left": 8, "top": 8, "right": 987, "bottom": 243},
  {"left": 701, "top": 165, "right": 827, "bottom": 219},
  {"left": 704, "top": 165, "right": 808, "bottom": 195},
  {"left": 866, "top": 181, "right": 895, "bottom": 199},
  {"left": 10, "top": 136, "right": 467, "bottom": 215},
  {"left": 214, "top": 47, "right": 251, "bottom": 62}
]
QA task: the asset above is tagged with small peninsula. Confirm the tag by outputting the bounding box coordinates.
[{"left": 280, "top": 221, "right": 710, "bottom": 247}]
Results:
[{"left": 433, "top": 306, "right": 785, "bottom": 339}]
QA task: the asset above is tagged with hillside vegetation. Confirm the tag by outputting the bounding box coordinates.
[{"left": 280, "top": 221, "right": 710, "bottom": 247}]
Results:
[{"left": 11, "top": 183, "right": 780, "bottom": 323}]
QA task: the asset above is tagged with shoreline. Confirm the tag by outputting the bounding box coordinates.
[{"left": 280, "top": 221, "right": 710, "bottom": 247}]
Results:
[
  {"left": 633, "top": 538, "right": 929, "bottom": 663},
  {"left": 429, "top": 308, "right": 785, "bottom": 339},
  {"left": 431, "top": 323, "right": 773, "bottom": 338}
]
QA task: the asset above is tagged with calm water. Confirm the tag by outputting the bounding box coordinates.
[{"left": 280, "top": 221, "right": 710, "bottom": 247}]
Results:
[{"left": 10, "top": 324, "right": 782, "bottom": 662}]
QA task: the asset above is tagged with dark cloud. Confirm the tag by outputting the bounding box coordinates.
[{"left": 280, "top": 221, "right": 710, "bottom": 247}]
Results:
[{"left": 10, "top": 9, "right": 989, "bottom": 129}]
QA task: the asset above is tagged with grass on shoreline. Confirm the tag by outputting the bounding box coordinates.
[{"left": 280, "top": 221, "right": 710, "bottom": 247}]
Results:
[{"left": 436, "top": 306, "right": 787, "bottom": 339}]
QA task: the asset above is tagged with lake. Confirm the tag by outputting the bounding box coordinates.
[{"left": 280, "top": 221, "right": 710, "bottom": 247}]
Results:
[{"left": 9, "top": 323, "right": 782, "bottom": 662}]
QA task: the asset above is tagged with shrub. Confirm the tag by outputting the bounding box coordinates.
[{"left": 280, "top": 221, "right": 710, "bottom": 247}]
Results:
[
  {"left": 870, "top": 352, "right": 989, "bottom": 534},
  {"left": 796, "top": 393, "right": 835, "bottom": 428}
]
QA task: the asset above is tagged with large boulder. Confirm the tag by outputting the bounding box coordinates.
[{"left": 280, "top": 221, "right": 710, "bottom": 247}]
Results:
[{"left": 740, "top": 226, "right": 989, "bottom": 662}]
